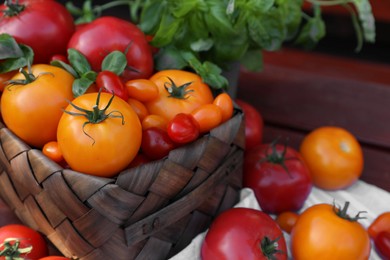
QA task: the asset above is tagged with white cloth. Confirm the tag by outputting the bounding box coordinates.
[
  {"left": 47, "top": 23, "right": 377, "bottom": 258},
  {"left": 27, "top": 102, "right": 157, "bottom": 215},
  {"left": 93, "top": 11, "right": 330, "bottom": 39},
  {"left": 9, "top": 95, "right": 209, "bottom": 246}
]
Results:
[{"left": 170, "top": 180, "right": 390, "bottom": 260}]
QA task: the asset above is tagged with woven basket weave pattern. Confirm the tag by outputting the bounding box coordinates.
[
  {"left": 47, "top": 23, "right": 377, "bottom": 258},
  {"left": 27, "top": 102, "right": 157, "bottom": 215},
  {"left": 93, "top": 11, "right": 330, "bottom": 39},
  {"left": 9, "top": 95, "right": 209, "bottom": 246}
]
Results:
[{"left": 0, "top": 108, "right": 244, "bottom": 260}]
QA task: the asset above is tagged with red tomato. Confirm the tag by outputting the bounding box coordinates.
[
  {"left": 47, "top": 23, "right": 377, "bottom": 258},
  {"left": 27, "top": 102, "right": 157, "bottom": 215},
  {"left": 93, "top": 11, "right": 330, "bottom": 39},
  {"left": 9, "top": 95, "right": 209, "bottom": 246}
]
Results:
[
  {"left": 243, "top": 142, "right": 312, "bottom": 214},
  {"left": 68, "top": 16, "right": 153, "bottom": 82},
  {"left": 0, "top": 224, "right": 48, "bottom": 260},
  {"left": 96, "top": 70, "right": 129, "bottom": 101},
  {"left": 368, "top": 212, "right": 390, "bottom": 240},
  {"left": 38, "top": 257, "right": 69, "bottom": 260},
  {"left": 167, "top": 113, "right": 200, "bottom": 144},
  {"left": 0, "top": 0, "right": 75, "bottom": 64},
  {"left": 201, "top": 208, "right": 287, "bottom": 260},
  {"left": 374, "top": 232, "right": 390, "bottom": 260},
  {"left": 236, "top": 99, "right": 264, "bottom": 151},
  {"left": 141, "top": 127, "right": 176, "bottom": 160}
]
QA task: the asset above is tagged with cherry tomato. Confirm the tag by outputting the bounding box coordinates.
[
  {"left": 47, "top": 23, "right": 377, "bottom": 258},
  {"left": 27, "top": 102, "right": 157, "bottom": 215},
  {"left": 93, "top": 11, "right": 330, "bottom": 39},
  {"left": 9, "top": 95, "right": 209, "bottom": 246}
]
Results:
[
  {"left": 96, "top": 70, "right": 129, "bottom": 101},
  {"left": 145, "top": 70, "right": 214, "bottom": 121},
  {"left": 235, "top": 99, "right": 264, "bottom": 151},
  {"left": 191, "top": 104, "right": 222, "bottom": 133},
  {"left": 291, "top": 202, "right": 371, "bottom": 260},
  {"left": 368, "top": 212, "right": 390, "bottom": 240},
  {"left": 276, "top": 211, "right": 300, "bottom": 234},
  {"left": 141, "top": 114, "right": 168, "bottom": 130},
  {"left": 243, "top": 142, "right": 312, "bottom": 214},
  {"left": 141, "top": 127, "right": 176, "bottom": 160},
  {"left": 300, "top": 126, "right": 364, "bottom": 190},
  {"left": 0, "top": 0, "right": 75, "bottom": 64},
  {"left": 374, "top": 232, "right": 390, "bottom": 260},
  {"left": 1, "top": 64, "right": 74, "bottom": 148},
  {"left": 68, "top": 16, "right": 153, "bottom": 81},
  {"left": 42, "top": 141, "right": 64, "bottom": 163},
  {"left": 201, "top": 208, "right": 287, "bottom": 260},
  {"left": 57, "top": 92, "right": 142, "bottom": 177},
  {"left": 38, "top": 257, "right": 70, "bottom": 260},
  {"left": 213, "top": 92, "right": 234, "bottom": 123},
  {"left": 167, "top": 113, "right": 200, "bottom": 144},
  {"left": 50, "top": 54, "right": 68, "bottom": 64},
  {"left": 127, "top": 98, "right": 149, "bottom": 121},
  {"left": 127, "top": 153, "right": 151, "bottom": 168},
  {"left": 125, "top": 79, "right": 159, "bottom": 102},
  {"left": 0, "top": 224, "right": 48, "bottom": 260}
]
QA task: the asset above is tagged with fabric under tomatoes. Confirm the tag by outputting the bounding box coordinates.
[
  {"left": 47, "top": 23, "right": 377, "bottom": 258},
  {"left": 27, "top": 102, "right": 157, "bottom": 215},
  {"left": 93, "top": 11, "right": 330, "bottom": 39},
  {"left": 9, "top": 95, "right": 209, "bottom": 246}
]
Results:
[
  {"left": 67, "top": 16, "right": 154, "bottom": 82},
  {"left": 57, "top": 92, "right": 142, "bottom": 177},
  {"left": 201, "top": 207, "right": 287, "bottom": 260},
  {"left": 243, "top": 142, "right": 312, "bottom": 214},
  {"left": 0, "top": 0, "right": 75, "bottom": 64}
]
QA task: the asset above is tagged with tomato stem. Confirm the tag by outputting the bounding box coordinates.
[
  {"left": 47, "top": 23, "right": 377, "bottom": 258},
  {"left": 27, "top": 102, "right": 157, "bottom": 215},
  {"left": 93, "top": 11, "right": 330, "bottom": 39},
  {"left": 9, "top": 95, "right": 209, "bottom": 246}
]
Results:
[
  {"left": 3, "top": 0, "right": 25, "bottom": 17},
  {"left": 0, "top": 238, "right": 32, "bottom": 259},
  {"left": 164, "top": 77, "right": 194, "bottom": 99},
  {"left": 334, "top": 201, "right": 367, "bottom": 222},
  {"left": 260, "top": 236, "right": 285, "bottom": 260}
]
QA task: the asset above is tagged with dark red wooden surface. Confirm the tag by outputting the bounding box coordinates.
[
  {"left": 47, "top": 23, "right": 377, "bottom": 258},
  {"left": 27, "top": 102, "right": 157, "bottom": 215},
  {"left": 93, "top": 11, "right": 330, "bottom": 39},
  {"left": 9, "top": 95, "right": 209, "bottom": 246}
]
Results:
[{"left": 237, "top": 48, "right": 390, "bottom": 192}]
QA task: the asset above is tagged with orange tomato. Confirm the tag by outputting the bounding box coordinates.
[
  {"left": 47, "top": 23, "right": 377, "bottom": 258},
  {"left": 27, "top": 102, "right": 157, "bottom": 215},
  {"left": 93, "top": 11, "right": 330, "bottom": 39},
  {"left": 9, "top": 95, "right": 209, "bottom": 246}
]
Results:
[
  {"left": 144, "top": 70, "right": 214, "bottom": 121},
  {"left": 191, "top": 104, "right": 222, "bottom": 133},
  {"left": 141, "top": 114, "right": 168, "bottom": 130},
  {"left": 299, "top": 126, "right": 363, "bottom": 190},
  {"left": 368, "top": 212, "right": 390, "bottom": 240},
  {"left": 291, "top": 202, "right": 371, "bottom": 260},
  {"left": 1, "top": 65, "right": 74, "bottom": 148},
  {"left": 213, "top": 92, "right": 234, "bottom": 123},
  {"left": 127, "top": 98, "right": 149, "bottom": 121},
  {"left": 125, "top": 78, "right": 159, "bottom": 102},
  {"left": 276, "top": 211, "right": 300, "bottom": 234},
  {"left": 42, "top": 141, "right": 64, "bottom": 163},
  {"left": 57, "top": 92, "right": 142, "bottom": 177}
]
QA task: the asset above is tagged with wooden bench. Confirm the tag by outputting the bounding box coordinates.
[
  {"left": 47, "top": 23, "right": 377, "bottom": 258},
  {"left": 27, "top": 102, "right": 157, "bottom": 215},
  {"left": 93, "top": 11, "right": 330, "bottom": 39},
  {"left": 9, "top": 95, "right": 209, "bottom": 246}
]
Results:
[{"left": 236, "top": 48, "right": 390, "bottom": 192}]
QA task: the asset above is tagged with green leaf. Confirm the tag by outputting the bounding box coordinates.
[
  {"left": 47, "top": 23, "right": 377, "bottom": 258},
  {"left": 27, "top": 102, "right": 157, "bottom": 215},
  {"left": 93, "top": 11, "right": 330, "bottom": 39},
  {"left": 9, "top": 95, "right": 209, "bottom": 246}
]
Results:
[
  {"left": 240, "top": 50, "right": 263, "bottom": 72},
  {"left": 83, "top": 70, "right": 97, "bottom": 82},
  {"left": 170, "top": 0, "right": 198, "bottom": 18},
  {"left": 0, "top": 33, "right": 23, "bottom": 59},
  {"left": 0, "top": 44, "right": 34, "bottom": 74},
  {"left": 101, "top": 51, "right": 127, "bottom": 75},
  {"left": 294, "top": 7, "right": 326, "bottom": 49},
  {"left": 72, "top": 77, "right": 94, "bottom": 97},
  {"left": 139, "top": 0, "right": 166, "bottom": 34},
  {"left": 204, "top": 0, "right": 236, "bottom": 39},
  {"left": 50, "top": 60, "right": 79, "bottom": 78},
  {"left": 67, "top": 48, "right": 91, "bottom": 77},
  {"left": 151, "top": 12, "right": 183, "bottom": 47},
  {"left": 190, "top": 38, "right": 214, "bottom": 52},
  {"left": 154, "top": 46, "right": 188, "bottom": 71},
  {"left": 351, "top": 0, "right": 375, "bottom": 42},
  {"left": 278, "top": 0, "right": 303, "bottom": 40}
]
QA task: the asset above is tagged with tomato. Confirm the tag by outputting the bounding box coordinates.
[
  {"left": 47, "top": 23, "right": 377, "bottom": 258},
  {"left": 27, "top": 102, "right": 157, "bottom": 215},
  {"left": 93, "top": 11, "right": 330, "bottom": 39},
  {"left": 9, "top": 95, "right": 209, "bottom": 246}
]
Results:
[
  {"left": 127, "top": 153, "right": 151, "bottom": 168},
  {"left": 127, "top": 98, "right": 149, "bottom": 122},
  {"left": 96, "top": 70, "right": 129, "bottom": 101},
  {"left": 0, "top": 0, "right": 75, "bottom": 64},
  {"left": 374, "top": 232, "right": 390, "bottom": 260},
  {"left": 167, "top": 113, "right": 200, "bottom": 144},
  {"left": 141, "top": 114, "right": 168, "bottom": 130},
  {"left": 368, "top": 212, "right": 390, "bottom": 240},
  {"left": 141, "top": 127, "right": 176, "bottom": 160},
  {"left": 201, "top": 208, "right": 287, "bottom": 260},
  {"left": 1, "top": 64, "right": 74, "bottom": 148},
  {"left": 38, "top": 257, "right": 69, "bottom": 260},
  {"left": 191, "top": 104, "right": 222, "bottom": 133},
  {"left": 0, "top": 71, "right": 16, "bottom": 92},
  {"left": 125, "top": 79, "right": 159, "bottom": 102},
  {"left": 213, "top": 93, "right": 234, "bottom": 123},
  {"left": 42, "top": 141, "right": 64, "bottom": 163},
  {"left": 300, "top": 126, "right": 364, "bottom": 190},
  {"left": 275, "top": 211, "right": 300, "bottom": 234},
  {"left": 50, "top": 54, "right": 68, "bottom": 64},
  {"left": 144, "top": 70, "right": 214, "bottom": 121},
  {"left": 243, "top": 142, "right": 312, "bottom": 214},
  {"left": 68, "top": 16, "right": 153, "bottom": 82},
  {"left": 235, "top": 99, "right": 264, "bottom": 151},
  {"left": 57, "top": 92, "right": 142, "bottom": 177},
  {"left": 291, "top": 202, "right": 371, "bottom": 260},
  {"left": 0, "top": 224, "right": 48, "bottom": 259}
]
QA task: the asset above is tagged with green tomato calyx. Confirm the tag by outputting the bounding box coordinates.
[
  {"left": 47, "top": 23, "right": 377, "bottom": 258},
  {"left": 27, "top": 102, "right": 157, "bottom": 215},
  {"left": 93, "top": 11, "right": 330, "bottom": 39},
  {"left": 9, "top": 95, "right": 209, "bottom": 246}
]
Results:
[
  {"left": 260, "top": 236, "right": 285, "bottom": 260},
  {"left": 0, "top": 238, "right": 32, "bottom": 260},
  {"left": 164, "top": 77, "right": 194, "bottom": 99},
  {"left": 333, "top": 201, "right": 367, "bottom": 222}
]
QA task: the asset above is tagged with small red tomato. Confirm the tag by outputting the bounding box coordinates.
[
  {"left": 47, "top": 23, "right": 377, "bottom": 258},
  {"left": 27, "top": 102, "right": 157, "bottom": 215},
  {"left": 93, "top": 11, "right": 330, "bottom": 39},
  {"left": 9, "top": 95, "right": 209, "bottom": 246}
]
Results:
[
  {"left": 243, "top": 142, "right": 312, "bottom": 214},
  {"left": 374, "top": 232, "right": 390, "bottom": 260},
  {"left": 201, "top": 208, "right": 287, "bottom": 260},
  {"left": 167, "top": 113, "right": 200, "bottom": 144},
  {"left": 96, "top": 70, "right": 129, "bottom": 101},
  {"left": 39, "top": 257, "right": 70, "bottom": 260},
  {"left": 141, "top": 127, "right": 176, "bottom": 160},
  {"left": 369, "top": 212, "right": 390, "bottom": 240},
  {"left": 236, "top": 99, "right": 264, "bottom": 151}
]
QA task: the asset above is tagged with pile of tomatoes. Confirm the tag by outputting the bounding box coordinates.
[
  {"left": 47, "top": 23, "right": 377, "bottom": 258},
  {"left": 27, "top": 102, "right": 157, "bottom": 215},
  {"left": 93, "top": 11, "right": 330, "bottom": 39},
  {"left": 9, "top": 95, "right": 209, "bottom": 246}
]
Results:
[{"left": 0, "top": 0, "right": 235, "bottom": 178}]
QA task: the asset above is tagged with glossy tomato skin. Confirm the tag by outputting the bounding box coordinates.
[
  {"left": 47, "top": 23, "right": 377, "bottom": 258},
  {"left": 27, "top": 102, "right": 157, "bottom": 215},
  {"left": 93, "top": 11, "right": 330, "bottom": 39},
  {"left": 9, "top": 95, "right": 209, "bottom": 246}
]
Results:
[
  {"left": 368, "top": 212, "right": 390, "bottom": 240},
  {"left": 375, "top": 232, "right": 390, "bottom": 260},
  {"left": 0, "top": 0, "right": 75, "bottom": 64},
  {"left": 291, "top": 203, "right": 371, "bottom": 260},
  {"left": 57, "top": 92, "right": 142, "bottom": 177},
  {"left": 96, "top": 70, "right": 129, "bottom": 101},
  {"left": 1, "top": 64, "right": 74, "bottom": 148},
  {"left": 236, "top": 99, "right": 264, "bottom": 151},
  {"left": 300, "top": 126, "right": 364, "bottom": 190},
  {"left": 68, "top": 16, "right": 153, "bottom": 81},
  {"left": 145, "top": 70, "right": 214, "bottom": 121},
  {"left": 167, "top": 113, "right": 200, "bottom": 144},
  {"left": 38, "top": 257, "right": 69, "bottom": 260},
  {"left": 201, "top": 208, "right": 287, "bottom": 260},
  {"left": 243, "top": 143, "right": 312, "bottom": 214},
  {"left": 0, "top": 224, "right": 48, "bottom": 260},
  {"left": 141, "top": 127, "right": 176, "bottom": 160}
]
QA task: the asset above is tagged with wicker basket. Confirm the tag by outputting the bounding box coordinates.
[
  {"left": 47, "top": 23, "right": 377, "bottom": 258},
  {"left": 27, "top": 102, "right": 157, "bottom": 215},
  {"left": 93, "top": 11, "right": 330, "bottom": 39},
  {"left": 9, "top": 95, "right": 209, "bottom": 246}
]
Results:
[{"left": 0, "top": 105, "right": 244, "bottom": 260}]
